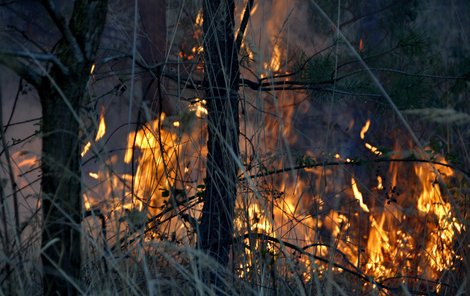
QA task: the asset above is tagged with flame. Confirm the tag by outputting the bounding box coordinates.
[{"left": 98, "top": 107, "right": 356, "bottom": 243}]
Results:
[
  {"left": 376, "top": 175, "right": 384, "bottom": 190},
  {"left": 189, "top": 98, "right": 208, "bottom": 118},
  {"left": 359, "top": 38, "right": 364, "bottom": 52},
  {"left": 360, "top": 119, "right": 382, "bottom": 155},
  {"left": 351, "top": 177, "right": 370, "bottom": 212},
  {"left": 83, "top": 193, "right": 91, "bottom": 210},
  {"left": 364, "top": 143, "right": 382, "bottom": 156},
  {"left": 72, "top": 7, "right": 465, "bottom": 291},
  {"left": 81, "top": 141, "right": 91, "bottom": 157},
  {"left": 360, "top": 119, "right": 370, "bottom": 139},
  {"left": 90, "top": 63, "right": 95, "bottom": 75},
  {"left": 95, "top": 110, "right": 106, "bottom": 141},
  {"left": 88, "top": 172, "right": 99, "bottom": 179},
  {"left": 269, "top": 44, "right": 281, "bottom": 72},
  {"left": 414, "top": 158, "right": 463, "bottom": 272},
  {"left": 195, "top": 10, "right": 203, "bottom": 26},
  {"left": 191, "top": 45, "right": 203, "bottom": 54},
  {"left": 17, "top": 156, "right": 37, "bottom": 168},
  {"left": 123, "top": 113, "right": 184, "bottom": 219}
]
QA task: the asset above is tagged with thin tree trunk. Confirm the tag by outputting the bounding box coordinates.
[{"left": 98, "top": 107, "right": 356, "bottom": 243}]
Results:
[
  {"left": 38, "top": 1, "right": 107, "bottom": 295},
  {"left": 199, "top": 0, "right": 240, "bottom": 270}
]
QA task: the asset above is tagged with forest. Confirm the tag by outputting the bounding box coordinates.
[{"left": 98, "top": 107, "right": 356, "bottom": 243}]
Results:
[{"left": 0, "top": 0, "right": 469, "bottom": 295}]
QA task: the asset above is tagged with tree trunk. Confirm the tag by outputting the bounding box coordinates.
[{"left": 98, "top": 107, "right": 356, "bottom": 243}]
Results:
[
  {"left": 38, "top": 1, "right": 107, "bottom": 295},
  {"left": 199, "top": 0, "right": 240, "bottom": 269}
]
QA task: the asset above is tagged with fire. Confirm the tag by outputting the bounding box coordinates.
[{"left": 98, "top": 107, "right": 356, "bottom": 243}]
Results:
[
  {"left": 89, "top": 63, "right": 95, "bottom": 75},
  {"left": 360, "top": 119, "right": 370, "bottom": 139},
  {"left": 123, "top": 113, "right": 187, "bottom": 221},
  {"left": 83, "top": 193, "right": 91, "bottom": 210},
  {"left": 189, "top": 98, "right": 208, "bottom": 118},
  {"left": 72, "top": 5, "right": 465, "bottom": 293},
  {"left": 195, "top": 9, "right": 203, "bottom": 26},
  {"left": 265, "top": 43, "right": 281, "bottom": 72},
  {"left": 359, "top": 38, "right": 364, "bottom": 52},
  {"left": 88, "top": 172, "right": 99, "bottom": 179},
  {"left": 376, "top": 175, "right": 384, "bottom": 190},
  {"left": 17, "top": 155, "right": 37, "bottom": 168},
  {"left": 360, "top": 119, "right": 382, "bottom": 155},
  {"left": 81, "top": 141, "right": 91, "bottom": 157},
  {"left": 351, "top": 177, "right": 370, "bottom": 212},
  {"left": 95, "top": 110, "right": 106, "bottom": 141},
  {"left": 414, "top": 158, "right": 463, "bottom": 272}
]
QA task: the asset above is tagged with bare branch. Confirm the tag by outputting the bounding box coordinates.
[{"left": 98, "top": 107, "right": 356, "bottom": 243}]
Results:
[
  {"left": 41, "top": 0, "right": 84, "bottom": 63},
  {"left": 0, "top": 53, "right": 42, "bottom": 86},
  {"left": 0, "top": 50, "right": 69, "bottom": 74},
  {"left": 236, "top": 0, "right": 254, "bottom": 52}
]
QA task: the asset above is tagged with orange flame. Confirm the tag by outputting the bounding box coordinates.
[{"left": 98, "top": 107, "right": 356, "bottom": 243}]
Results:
[
  {"left": 360, "top": 119, "right": 370, "bottom": 139},
  {"left": 269, "top": 44, "right": 281, "bottom": 72},
  {"left": 351, "top": 177, "right": 370, "bottom": 212},
  {"left": 95, "top": 109, "right": 106, "bottom": 141}
]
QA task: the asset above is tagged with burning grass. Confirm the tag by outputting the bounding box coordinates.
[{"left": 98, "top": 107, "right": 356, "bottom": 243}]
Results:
[{"left": 0, "top": 0, "right": 469, "bottom": 295}]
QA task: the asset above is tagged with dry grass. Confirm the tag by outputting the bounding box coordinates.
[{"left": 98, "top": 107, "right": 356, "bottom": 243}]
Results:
[{"left": 0, "top": 0, "right": 469, "bottom": 295}]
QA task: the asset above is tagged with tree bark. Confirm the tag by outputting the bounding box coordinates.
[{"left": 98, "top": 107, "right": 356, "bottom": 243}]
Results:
[
  {"left": 199, "top": 0, "right": 240, "bottom": 270},
  {"left": 38, "top": 1, "right": 107, "bottom": 295}
]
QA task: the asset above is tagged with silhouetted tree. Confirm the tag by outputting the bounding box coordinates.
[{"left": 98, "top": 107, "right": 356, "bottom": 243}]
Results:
[
  {"left": 198, "top": 0, "right": 240, "bottom": 270},
  {"left": 0, "top": 1, "right": 108, "bottom": 294}
]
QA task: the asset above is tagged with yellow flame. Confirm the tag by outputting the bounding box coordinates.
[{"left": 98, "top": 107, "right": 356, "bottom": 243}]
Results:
[
  {"left": 269, "top": 44, "right": 281, "bottom": 72},
  {"left": 90, "top": 63, "right": 95, "bottom": 75},
  {"left": 88, "top": 172, "right": 99, "bottom": 179},
  {"left": 364, "top": 142, "right": 382, "bottom": 156},
  {"left": 81, "top": 141, "right": 91, "bottom": 157},
  {"left": 376, "top": 175, "right": 384, "bottom": 190},
  {"left": 360, "top": 119, "right": 371, "bottom": 139},
  {"left": 414, "top": 160, "right": 463, "bottom": 272},
  {"left": 173, "top": 121, "right": 180, "bottom": 127},
  {"left": 95, "top": 111, "right": 106, "bottom": 141},
  {"left": 351, "top": 177, "right": 370, "bottom": 212},
  {"left": 365, "top": 214, "right": 391, "bottom": 276},
  {"left": 83, "top": 193, "right": 91, "bottom": 210},
  {"left": 195, "top": 10, "right": 203, "bottom": 26},
  {"left": 123, "top": 113, "right": 182, "bottom": 218},
  {"left": 189, "top": 98, "right": 208, "bottom": 118},
  {"left": 360, "top": 120, "right": 382, "bottom": 155}
]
